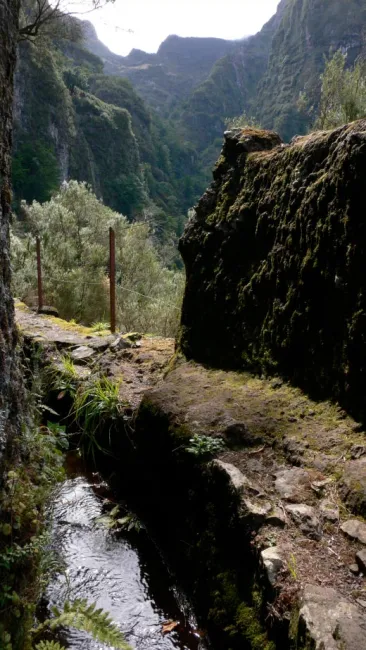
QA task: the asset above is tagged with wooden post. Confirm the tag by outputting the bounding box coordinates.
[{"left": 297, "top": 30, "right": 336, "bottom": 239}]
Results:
[
  {"left": 109, "top": 227, "right": 116, "bottom": 333},
  {"left": 36, "top": 236, "right": 43, "bottom": 311}
]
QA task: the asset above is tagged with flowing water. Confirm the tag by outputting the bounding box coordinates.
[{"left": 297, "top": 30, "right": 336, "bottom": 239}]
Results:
[{"left": 44, "top": 453, "right": 209, "bottom": 650}]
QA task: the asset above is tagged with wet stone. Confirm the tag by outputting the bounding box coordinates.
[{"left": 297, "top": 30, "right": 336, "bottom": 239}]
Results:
[
  {"left": 285, "top": 503, "right": 322, "bottom": 540},
  {"left": 340, "top": 519, "right": 366, "bottom": 545}
]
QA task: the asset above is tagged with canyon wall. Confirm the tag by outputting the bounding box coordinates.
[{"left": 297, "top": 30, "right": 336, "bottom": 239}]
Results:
[{"left": 179, "top": 122, "right": 366, "bottom": 420}]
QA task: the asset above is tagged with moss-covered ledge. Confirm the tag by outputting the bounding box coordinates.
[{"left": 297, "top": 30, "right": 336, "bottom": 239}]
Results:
[
  {"left": 179, "top": 122, "right": 366, "bottom": 423},
  {"left": 132, "top": 359, "right": 366, "bottom": 650}
]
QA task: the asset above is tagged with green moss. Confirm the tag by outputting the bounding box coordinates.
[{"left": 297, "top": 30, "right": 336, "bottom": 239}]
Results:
[{"left": 236, "top": 603, "right": 275, "bottom": 650}]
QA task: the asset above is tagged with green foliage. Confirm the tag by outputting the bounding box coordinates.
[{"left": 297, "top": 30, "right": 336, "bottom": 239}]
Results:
[
  {"left": 34, "top": 599, "right": 132, "bottom": 650},
  {"left": 96, "top": 506, "right": 144, "bottom": 533},
  {"left": 185, "top": 434, "right": 225, "bottom": 458},
  {"left": 12, "top": 139, "right": 59, "bottom": 205},
  {"left": 315, "top": 50, "right": 366, "bottom": 129},
  {"left": 236, "top": 603, "right": 275, "bottom": 650},
  {"left": 287, "top": 553, "right": 298, "bottom": 581},
  {"left": 48, "top": 356, "right": 79, "bottom": 400},
  {"left": 0, "top": 417, "right": 68, "bottom": 649},
  {"left": 91, "top": 321, "right": 110, "bottom": 332},
  {"left": 73, "top": 377, "right": 123, "bottom": 457},
  {"left": 11, "top": 181, "right": 184, "bottom": 336},
  {"left": 35, "top": 642, "right": 66, "bottom": 650},
  {"left": 63, "top": 67, "right": 89, "bottom": 92},
  {"left": 224, "top": 111, "right": 262, "bottom": 130}
]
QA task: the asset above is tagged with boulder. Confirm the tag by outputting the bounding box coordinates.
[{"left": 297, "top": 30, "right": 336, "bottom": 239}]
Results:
[{"left": 297, "top": 584, "right": 366, "bottom": 650}]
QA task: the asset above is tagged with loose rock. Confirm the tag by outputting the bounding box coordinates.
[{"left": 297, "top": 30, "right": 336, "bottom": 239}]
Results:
[
  {"left": 70, "top": 345, "right": 96, "bottom": 362},
  {"left": 319, "top": 499, "right": 339, "bottom": 522},
  {"left": 340, "top": 458, "right": 366, "bottom": 516},
  {"left": 261, "top": 546, "right": 284, "bottom": 586},
  {"left": 340, "top": 519, "right": 366, "bottom": 545},
  {"left": 274, "top": 468, "right": 312, "bottom": 502},
  {"left": 265, "top": 506, "right": 287, "bottom": 528},
  {"left": 355, "top": 549, "right": 366, "bottom": 572},
  {"left": 285, "top": 503, "right": 322, "bottom": 540}
]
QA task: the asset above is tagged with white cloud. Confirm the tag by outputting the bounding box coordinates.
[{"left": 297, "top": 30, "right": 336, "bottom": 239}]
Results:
[{"left": 82, "top": 0, "right": 280, "bottom": 55}]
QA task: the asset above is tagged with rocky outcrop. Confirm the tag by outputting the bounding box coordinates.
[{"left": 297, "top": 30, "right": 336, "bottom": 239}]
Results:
[
  {"left": 179, "top": 122, "right": 366, "bottom": 422},
  {"left": 0, "top": 0, "right": 22, "bottom": 468}
]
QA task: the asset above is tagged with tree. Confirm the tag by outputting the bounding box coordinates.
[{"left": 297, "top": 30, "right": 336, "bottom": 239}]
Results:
[
  {"left": 18, "top": 0, "right": 115, "bottom": 43},
  {"left": 315, "top": 50, "right": 366, "bottom": 130},
  {"left": 12, "top": 181, "right": 184, "bottom": 335},
  {"left": 0, "top": 0, "right": 21, "bottom": 458}
]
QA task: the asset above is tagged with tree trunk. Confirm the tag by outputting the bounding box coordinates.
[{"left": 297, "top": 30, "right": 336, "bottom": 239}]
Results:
[{"left": 0, "top": 0, "right": 21, "bottom": 467}]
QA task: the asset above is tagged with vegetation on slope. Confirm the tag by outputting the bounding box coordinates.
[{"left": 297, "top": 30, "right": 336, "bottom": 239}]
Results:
[{"left": 12, "top": 181, "right": 184, "bottom": 336}]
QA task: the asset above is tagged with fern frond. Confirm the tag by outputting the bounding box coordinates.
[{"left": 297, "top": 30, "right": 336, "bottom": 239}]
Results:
[
  {"left": 40, "top": 599, "right": 132, "bottom": 649},
  {"left": 35, "top": 642, "right": 66, "bottom": 650}
]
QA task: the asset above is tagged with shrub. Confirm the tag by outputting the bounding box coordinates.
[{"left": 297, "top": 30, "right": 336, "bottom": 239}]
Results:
[{"left": 11, "top": 181, "right": 184, "bottom": 336}]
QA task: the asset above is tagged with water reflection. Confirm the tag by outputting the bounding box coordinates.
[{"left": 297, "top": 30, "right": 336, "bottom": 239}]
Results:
[{"left": 46, "top": 470, "right": 207, "bottom": 650}]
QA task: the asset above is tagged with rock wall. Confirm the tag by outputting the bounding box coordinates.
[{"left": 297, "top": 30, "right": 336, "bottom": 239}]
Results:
[
  {"left": 179, "top": 122, "right": 366, "bottom": 420},
  {"left": 0, "top": 0, "right": 21, "bottom": 466}
]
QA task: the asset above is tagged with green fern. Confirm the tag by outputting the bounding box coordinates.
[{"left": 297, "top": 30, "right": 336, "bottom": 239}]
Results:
[
  {"left": 35, "top": 642, "right": 66, "bottom": 650},
  {"left": 34, "top": 599, "right": 132, "bottom": 649}
]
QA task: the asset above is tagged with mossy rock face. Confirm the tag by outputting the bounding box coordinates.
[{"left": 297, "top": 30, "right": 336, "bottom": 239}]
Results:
[{"left": 179, "top": 121, "right": 366, "bottom": 422}]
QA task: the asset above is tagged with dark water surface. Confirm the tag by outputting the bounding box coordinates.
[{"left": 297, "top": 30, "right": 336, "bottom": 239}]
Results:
[{"left": 45, "top": 454, "right": 208, "bottom": 650}]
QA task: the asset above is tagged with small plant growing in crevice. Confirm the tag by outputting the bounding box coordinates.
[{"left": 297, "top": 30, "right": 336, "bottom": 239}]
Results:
[
  {"left": 95, "top": 505, "right": 144, "bottom": 534},
  {"left": 91, "top": 321, "right": 110, "bottom": 333},
  {"left": 287, "top": 553, "right": 297, "bottom": 581},
  {"left": 185, "top": 434, "right": 225, "bottom": 459},
  {"left": 73, "top": 377, "right": 126, "bottom": 458},
  {"left": 48, "top": 355, "right": 79, "bottom": 400}
]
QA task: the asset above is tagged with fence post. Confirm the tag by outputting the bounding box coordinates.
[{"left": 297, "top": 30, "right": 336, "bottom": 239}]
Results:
[
  {"left": 36, "top": 236, "right": 43, "bottom": 311},
  {"left": 109, "top": 227, "right": 116, "bottom": 333}
]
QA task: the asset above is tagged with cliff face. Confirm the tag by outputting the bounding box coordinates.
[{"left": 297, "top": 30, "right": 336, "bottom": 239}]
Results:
[
  {"left": 0, "top": 0, "right": 21, "bottom": 466},
  {"left": 179, "top": 122, "right": 366, "bottom": 420},
  {"left": 256, "top": 0, "right": 366, "bottom": 140}
]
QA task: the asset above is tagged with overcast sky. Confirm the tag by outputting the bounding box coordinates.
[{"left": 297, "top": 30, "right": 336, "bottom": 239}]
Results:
[{"left": 81, "top": 0, "right": 280, "bottom": 56}]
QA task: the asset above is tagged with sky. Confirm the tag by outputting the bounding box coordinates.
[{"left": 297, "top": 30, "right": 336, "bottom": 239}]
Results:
[{"left": 78, "top": 0, "right": 280, "bottom": 56}]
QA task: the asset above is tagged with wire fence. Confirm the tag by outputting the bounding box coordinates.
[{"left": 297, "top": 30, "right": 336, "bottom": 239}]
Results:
[{"left": 35, "top": 227, "right": 181, "bottom": 335}]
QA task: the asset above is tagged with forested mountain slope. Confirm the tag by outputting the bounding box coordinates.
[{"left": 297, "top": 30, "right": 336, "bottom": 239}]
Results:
[
  {"left": 12, "top": 0, "right": 366, "bottom": 240},
  {"left": 12, "top": 35, "right": 201, "bottom": 239}
]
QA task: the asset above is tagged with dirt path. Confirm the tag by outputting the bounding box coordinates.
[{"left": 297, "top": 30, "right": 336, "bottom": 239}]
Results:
[{"left": 15, "top": 301, "right": 174, "bottom": 409}]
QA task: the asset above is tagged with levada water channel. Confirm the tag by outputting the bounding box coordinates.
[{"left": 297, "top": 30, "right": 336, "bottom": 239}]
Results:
[{"left": 42, "top": 451, "right": 209, "bottom": 650}]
